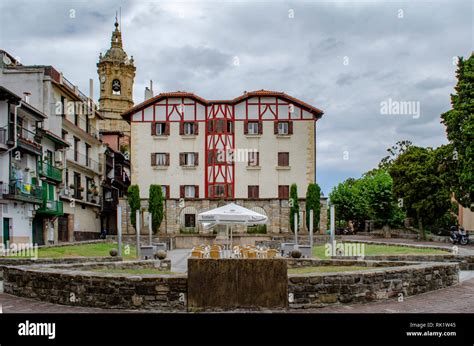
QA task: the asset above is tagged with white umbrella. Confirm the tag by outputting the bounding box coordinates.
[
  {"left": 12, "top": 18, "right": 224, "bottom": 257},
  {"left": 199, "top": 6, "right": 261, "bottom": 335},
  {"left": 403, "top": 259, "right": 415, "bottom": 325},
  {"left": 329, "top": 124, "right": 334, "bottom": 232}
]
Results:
[{"left": 197, "top": 203, "right": 268, "bottom": 257}]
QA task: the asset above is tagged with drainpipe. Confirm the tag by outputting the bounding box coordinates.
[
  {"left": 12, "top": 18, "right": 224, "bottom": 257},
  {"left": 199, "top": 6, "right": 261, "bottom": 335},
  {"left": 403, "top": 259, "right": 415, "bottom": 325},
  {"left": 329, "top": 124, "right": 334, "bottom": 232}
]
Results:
[
  {"left": 4, "top": 100, "right": 22, "bottom": 194},
  {"left": 313, "top": 120, "right": 317, "bottom": 183},
  {"left": 7, "top": 100, "right": 22, "bottom": 154}
]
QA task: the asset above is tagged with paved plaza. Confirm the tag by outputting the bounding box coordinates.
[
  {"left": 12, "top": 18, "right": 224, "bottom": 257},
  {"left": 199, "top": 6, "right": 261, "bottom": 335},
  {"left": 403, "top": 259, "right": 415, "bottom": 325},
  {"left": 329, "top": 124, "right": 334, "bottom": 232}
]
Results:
[{"left": 0, "top": 237, "right": 473, "bottom": 313}]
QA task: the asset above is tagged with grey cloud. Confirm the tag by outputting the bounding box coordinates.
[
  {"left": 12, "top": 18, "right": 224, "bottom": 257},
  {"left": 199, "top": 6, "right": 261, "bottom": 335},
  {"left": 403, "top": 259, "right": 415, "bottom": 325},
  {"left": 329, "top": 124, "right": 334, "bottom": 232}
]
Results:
[
  {"left": 0, "top": 0, "right": 470, "bottom": 194},
  {"left": 415, "top": 77, "right": 453, "bottom": 90}
]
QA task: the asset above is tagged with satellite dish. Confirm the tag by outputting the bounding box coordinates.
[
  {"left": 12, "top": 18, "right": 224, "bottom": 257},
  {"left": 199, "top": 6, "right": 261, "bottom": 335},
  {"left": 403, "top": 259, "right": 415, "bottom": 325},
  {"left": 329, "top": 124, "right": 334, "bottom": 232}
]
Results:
[{"left": 2, "top": 54, "right": 11, "bottom": 65}]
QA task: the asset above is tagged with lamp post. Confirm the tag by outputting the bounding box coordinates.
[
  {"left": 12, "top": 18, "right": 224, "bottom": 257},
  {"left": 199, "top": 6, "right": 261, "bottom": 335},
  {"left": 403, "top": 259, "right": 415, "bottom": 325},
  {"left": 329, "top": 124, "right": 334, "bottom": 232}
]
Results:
[
  {"left": 136, "top": 209, "right": 140, "bottom": 258},
  {"left": 117, "top": 205, "right": 122, "bottom": 257},
  {"left": 330, "top": 203, "right": 335, "bottom": 255}
]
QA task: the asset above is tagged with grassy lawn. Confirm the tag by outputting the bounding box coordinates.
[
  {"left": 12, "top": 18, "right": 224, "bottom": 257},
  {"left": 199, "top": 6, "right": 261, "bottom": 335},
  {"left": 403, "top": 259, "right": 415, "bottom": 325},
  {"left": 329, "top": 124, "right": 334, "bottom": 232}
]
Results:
[
  {"left": 288, "top": 266, "right": 369, "bottom": 274},
  {"left": 91, "top": 268, "right": 178, "bottom": 275},
  {"left": 6, "top": 243, "right": 137, "bottom": 260},
  {"left": 312, "top": 244, "right": 448, "bottom": 259}
]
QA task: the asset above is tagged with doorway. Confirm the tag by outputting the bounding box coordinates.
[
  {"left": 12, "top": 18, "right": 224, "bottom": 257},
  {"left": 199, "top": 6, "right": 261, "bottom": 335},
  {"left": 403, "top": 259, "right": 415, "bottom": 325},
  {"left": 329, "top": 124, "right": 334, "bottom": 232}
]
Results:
[
  {"left": 32, "top": 217, "right": 44, "bottom": 246},
  {"left": 3, "top": 218, "right": 11, "bottom": 246},
  {"left": 58, "top": 215, "right": 69, "bottom": 242}
]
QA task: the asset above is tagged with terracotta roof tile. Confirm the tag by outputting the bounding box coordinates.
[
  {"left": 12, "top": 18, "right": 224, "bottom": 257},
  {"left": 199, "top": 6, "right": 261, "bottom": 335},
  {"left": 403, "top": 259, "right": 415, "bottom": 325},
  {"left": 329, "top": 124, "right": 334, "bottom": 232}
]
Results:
[{"left": 121, "top": 89, "right": 324, "bottom": 120}]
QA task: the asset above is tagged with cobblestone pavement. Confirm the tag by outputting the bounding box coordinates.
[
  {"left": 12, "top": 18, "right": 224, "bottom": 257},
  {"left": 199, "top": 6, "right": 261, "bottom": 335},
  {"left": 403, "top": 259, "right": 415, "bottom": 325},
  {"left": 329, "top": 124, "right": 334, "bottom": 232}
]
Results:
[
  {"left": 298, "top": 277, "right": 474, "bottom": 313},
  {"left": 0, "top": 276, "right": 472, "bottom": 314}
]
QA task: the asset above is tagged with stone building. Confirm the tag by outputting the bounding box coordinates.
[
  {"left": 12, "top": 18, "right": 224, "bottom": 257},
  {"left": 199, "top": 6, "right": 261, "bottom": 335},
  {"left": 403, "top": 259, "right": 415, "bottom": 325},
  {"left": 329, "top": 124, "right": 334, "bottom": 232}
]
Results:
[
  {"left": 97, "top": 20, "right": 136, "bottom": 144},
  {"left": 0, "top": 51, "right": 105, "bottom": 242},
  {"left": 0, "top": 86, "right": 68, "bottom": 245},
  {"left": 119, "top": 90, "right": 327, "bottom": 234}
]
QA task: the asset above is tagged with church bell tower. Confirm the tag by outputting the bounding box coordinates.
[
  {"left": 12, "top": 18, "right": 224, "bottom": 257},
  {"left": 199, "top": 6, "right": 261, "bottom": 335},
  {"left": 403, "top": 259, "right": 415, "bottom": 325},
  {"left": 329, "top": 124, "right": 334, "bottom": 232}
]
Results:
[{"left": 97, "top": 18, "right": 136, "bottom": 137}]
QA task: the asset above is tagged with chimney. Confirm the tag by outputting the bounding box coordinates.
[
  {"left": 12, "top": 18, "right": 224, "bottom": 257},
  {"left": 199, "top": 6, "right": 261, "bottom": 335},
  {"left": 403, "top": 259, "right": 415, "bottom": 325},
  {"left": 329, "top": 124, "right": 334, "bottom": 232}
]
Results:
[
  {"left": 89, "top": 78, "right": 94, "bottom": 99},
  {"left": 144, "top": 80, "right": 154, "bottom": 100},
  {"left": 89, "top": 78, "right": 94, "bottom": 115},
  {"left": 23, "top": 92, "right": 31, "bottom": 103}
]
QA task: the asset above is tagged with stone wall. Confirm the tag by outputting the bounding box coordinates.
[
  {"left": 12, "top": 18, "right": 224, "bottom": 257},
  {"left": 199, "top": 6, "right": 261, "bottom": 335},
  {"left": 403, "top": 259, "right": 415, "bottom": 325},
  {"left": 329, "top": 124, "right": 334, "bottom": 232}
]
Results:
[
  {"left": 2, "top": 258, "right": 460, "bottom": 311},
  {"left": 288, "top": 261, "right": 459, "bottom": 308},
  {"left": 119, "top": 197, "right": 328, "bottom": 236},
  {"left": 3, "top": 261, "right": 186, "bottom": 311},
  {"left": 0, "top": 256, "right": 121, "bottom": 279},
  {"left": 333, "top": 254, "right": 474, "bottom": 270}
]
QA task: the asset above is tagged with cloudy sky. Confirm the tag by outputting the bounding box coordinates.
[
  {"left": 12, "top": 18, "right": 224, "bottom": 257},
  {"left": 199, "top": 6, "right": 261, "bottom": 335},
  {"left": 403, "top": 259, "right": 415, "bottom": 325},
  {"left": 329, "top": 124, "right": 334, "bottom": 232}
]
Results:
[{"left": 0, "top": 0, "right": 472, "bottom": 195}]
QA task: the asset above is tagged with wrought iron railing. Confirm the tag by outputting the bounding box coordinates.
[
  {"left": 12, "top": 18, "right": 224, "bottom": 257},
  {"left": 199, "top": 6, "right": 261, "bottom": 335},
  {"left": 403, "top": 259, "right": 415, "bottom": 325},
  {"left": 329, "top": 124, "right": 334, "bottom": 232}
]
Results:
[{"left": 37, "top": 161, "right": 62, "bottom": 182}]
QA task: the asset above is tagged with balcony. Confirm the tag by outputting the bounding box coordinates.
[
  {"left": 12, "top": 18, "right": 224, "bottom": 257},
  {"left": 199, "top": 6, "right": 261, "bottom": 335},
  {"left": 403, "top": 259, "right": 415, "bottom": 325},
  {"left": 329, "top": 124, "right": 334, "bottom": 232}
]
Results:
[
  {"left": 17, "top": 126, "right": 42, "bottom": 155},
  {"left": 2, "top": 181, "right": 43, "bottom": 204},
  {"left": 37, "top": 161, "right": 63, "bottom": 183},
  {"left": 70, "top": 151, "right": 100, "bottom": 172},
  {"left": 0, "top": 126, "right": 9, "bottom": 151},
  {"left": 113, "top": 167, "right": 131, "bottom": 187},
  {"left": 102, "top": 189, "right": 118, "bottom": 212},
  {"left": 37, "top": 199, "right": 63, "bottom": 216}
]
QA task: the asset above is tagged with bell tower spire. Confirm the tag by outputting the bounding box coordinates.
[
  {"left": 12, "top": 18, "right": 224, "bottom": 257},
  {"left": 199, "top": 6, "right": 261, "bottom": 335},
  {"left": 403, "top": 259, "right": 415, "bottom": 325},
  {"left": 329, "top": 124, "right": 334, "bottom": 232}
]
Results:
[{"left": 97, "top": 17, "right": 136, "bottom": 140}]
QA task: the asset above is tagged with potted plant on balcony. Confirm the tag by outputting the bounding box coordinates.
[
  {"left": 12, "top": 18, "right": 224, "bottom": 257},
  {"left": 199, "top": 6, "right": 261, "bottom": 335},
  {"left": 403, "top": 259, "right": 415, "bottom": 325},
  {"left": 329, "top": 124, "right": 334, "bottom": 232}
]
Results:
[
  {"left": 78, "top": 186, "right": 84, "bottom": 192},
  {"left": 69, "top": 184, "right": 75, "bottom": 189}
]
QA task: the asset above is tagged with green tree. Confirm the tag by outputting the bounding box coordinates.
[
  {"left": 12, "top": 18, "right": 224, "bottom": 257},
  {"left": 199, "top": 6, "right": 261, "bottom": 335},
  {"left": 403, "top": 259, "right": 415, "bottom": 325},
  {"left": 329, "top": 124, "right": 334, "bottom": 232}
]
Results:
[
  {"left": 289, "top": 183, "right": 299, "bottom": 232},
  {"left": 329, "top": 178, "right": 368, "bottom": 230},
  {"left": 378, "top": 140, "right": 413, "bottom": 170},
  {"left": 389, "top": 146, "right": 451, "bottom": 240},
  {"left": 305, "top": 183, "right": 321, "bottom": 231},
  {"left": 127, "top": 185, "right": 140, "bottom": 230},
  {"left": 148, "top": 185, "right": 164, "bottom": 234},
  {"left": 360, "top": 171, "right": 402, "bottom": 229},
  {"left": 441, "top": 55, "right": 474, "bottom": 209}
]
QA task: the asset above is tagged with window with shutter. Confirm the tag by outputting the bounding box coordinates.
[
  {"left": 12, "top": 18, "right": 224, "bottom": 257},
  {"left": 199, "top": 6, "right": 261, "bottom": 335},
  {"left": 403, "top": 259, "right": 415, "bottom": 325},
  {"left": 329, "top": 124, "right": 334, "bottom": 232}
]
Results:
[
  {"left": 258, "top": 121, "right": 263, "bottom": 134},
  {"left": 278, "top": 152, "right": 289, "bottom": 166},
  {"left": 193, "top": 122, "right": 199, "bottom": 135},
  {"left": 195, "top": 185, "right": 199, "bottom": 198},
  {"left": 180, "top": 185, "right": 185, "bottom": 198},
  {"left": 152, "top": 153, "right": 167, "bottom": 166},
  {"left": 152, "top": 122, "right": 166, "bottom": 136},
  {"left": 161, "top": 185, "right": 170, "bottom": 198},
  {"left": 194, "top": 153, "right": 199, "bottom": 166},
  {"left": 179, "top": 122, "right": 184, "bottom": 135},
  {"left": 274, "top": 121, "right": 278, "bottom": 134},
  {"left": 288, "top": 121, "right": 293, "bottom": 134},
  {"left": 278, "top": 185, "right": 289, "bottom": 199},
  {"left": 277, "top": 121, "right": 289, "bottom": 135},
  {"left": 244, "top": 120, "right": 248, "bottom": 135},
  {"left": 248, "top": 185, "right": 259, "bottom": 198},
  {"left": 182, "top": 153, "right": 196, "bottom": 166},
  {"left": 165, "top": 122, "right": 170, "bottom": 135},
  {"left": 185, "top": 185, "right": 196, "bottom": 198},
  {"left": 181, "top": 122, "right": 194, "bottom": 135},
  {"left": 248, "top": 121, "right": 259, "bottom": 135},
  {"left": 248, "top": 151, "right": 259, "bottom": 166}
]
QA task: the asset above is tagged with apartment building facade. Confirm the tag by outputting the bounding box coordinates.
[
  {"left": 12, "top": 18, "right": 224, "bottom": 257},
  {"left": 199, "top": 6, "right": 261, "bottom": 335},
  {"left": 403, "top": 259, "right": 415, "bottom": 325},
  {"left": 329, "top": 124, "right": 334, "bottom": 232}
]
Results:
[
  {"left": 0, "top": 86, "right": 68, "bottom": 245},
  {"left": 121, "top": 90, "right": 326, "bottom": 234},
  {"left": 0, "top": 51, "right": 105, "bottom": 241}
]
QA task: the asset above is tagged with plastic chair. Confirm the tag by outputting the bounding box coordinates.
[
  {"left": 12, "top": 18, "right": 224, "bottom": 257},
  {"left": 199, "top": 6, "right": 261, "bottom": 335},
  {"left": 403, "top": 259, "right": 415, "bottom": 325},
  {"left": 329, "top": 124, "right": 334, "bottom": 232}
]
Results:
[
  {"left": 209, "top": 250, "right": 221, "bottom": 259},
  {"left": 191, "top": 250, "right": 203, "bottom": 258}
]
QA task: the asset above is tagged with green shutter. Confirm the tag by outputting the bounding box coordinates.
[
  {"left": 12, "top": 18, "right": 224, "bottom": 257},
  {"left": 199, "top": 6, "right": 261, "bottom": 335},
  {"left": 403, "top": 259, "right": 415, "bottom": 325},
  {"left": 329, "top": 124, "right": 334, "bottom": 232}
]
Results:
[{"left": 49, "top": 183, "right": 54, "bottom": 201}]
